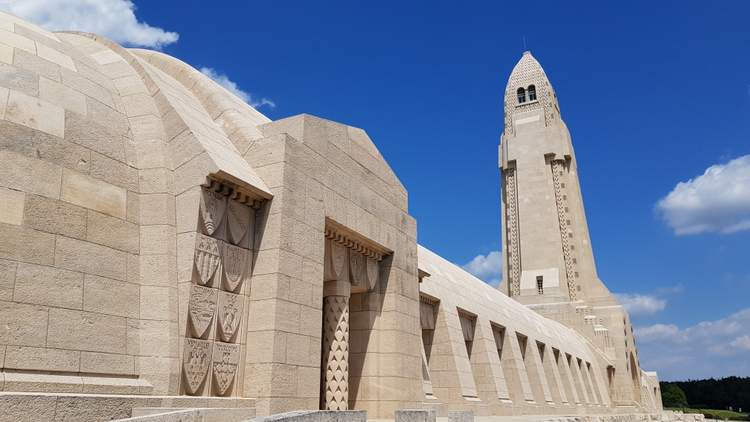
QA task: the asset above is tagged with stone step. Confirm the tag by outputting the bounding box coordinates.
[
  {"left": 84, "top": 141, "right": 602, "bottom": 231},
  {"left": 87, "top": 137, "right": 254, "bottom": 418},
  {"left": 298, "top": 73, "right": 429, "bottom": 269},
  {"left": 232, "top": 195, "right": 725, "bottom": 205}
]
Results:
[{"left": 128, "top": 407, "right": 256, "bottom": 421}]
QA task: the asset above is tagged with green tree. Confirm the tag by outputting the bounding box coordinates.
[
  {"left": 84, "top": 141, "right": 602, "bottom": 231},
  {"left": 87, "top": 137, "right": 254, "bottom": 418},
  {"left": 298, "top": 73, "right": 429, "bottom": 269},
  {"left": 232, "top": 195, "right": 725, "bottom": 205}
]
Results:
[{"left": 661, "top": 383, "right": 689, "bottom": 408}]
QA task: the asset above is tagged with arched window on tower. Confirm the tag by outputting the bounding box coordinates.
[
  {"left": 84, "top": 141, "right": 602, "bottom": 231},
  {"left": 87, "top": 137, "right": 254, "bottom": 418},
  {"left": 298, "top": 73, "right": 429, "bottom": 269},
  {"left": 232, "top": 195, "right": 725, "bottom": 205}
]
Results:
[
  {"left": 517, "top": 87, "right": 526, "bottom": 104},
  {"left": 528, "top": 84, "right": 537, "bottom": 101}
]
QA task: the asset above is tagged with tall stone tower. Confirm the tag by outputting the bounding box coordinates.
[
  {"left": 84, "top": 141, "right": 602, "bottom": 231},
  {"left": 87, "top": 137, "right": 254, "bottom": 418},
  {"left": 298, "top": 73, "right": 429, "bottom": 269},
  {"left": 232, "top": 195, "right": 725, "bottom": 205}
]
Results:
[
  {"left": 498, "top": 52, "right": 647, "bottom": 407},
  {"left": 498, "top": 51, "right": 612, "bottom": 305}
]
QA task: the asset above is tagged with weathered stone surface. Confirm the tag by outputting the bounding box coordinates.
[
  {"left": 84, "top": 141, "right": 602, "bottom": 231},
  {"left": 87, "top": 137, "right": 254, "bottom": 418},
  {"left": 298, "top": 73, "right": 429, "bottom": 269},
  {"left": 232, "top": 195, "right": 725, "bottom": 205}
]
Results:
[
  {"left": 0, "top": 393, "right": 57, "bottom": 422},
  {"left": 5, "top": 89, "right": 64, "bottom": 138},
  {"left": 14, "top": 262, "right": 83, "bottom": 309},
  {"left": 0, "top": 186, "right": 25, "bottom": 225},
  {"left": 395, "top": 410, "right": 437, "bottom": 422},
  {"left": 0, "top": 300, "right": 48, "bottom": 347},
  {"left": 448, "top": 411, "right": 474, "bottom": 422},
  {"left": 0, "top": 62, "right": 39, "bottom": 96},
  {"left": 4, "top": 345, "right": 80, "bottom": 372},
  {"left": 80, "top": 351, "right": 136, "bottom": 375},
  {"left": 0, "top": 149, "right": 62, "bottom": 199},
  {"left": 86, "top": 210, "right": 139, "bottom": 253},
  {"left": 0, "top": 257, "right": 16, "bottom": 301},
  {"left": 39, "top": 75, "right": 86, "bottom": 115},
  {"left": 13, "top": 48, "right": 62, "bottom": 82},
  {"left": 23, "top": 194, "right": 87, "bottom": 239},
  {"left": 64, "top": 110, "right": 127, "bottom": 162},
  {"left": 47, "top": 308, "right": 127, "bottom": 353},
  {"left": 0, "top": 223, "right": 56, "bottom": 265},
  {"left": 83, "top": 274, "right": 139, "bottom": 318},
  {"left": 55, "top": 236, "right": 127, "bottom": 281},
  {"left": 61, "top": 169, "right": 127, "bottom": 219},
  {"left": 0, "top": 120, "right": 90, "bottom": 173}
]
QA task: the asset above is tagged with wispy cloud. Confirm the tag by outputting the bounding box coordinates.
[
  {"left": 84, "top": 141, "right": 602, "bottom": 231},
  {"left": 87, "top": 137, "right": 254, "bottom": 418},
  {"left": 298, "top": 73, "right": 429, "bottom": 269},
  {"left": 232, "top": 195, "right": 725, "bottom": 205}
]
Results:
[
  {"left": 615, "top": 293, "right": 667, "bottom": 316},
  {"left": 200, "top": 67, "right": 275, "bottom": 110},
  {"left": 462, "top": 250, "right": 502, "bottom": 287},
  {"left": 0, "top": 0, "right": 178, "bottom": 48},
  {"left": 636, "top": 308, "right": 750, "bottom": 379},
  {"left": 656, "top": 154, "right": 750, "bottom": 235}
]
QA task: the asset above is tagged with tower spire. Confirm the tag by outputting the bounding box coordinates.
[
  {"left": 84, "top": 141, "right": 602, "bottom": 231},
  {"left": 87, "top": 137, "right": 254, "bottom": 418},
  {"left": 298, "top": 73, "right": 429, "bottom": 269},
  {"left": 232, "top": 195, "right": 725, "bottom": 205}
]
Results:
[{"left": 499, "top": 52, "right": 608, "bottom": 304}]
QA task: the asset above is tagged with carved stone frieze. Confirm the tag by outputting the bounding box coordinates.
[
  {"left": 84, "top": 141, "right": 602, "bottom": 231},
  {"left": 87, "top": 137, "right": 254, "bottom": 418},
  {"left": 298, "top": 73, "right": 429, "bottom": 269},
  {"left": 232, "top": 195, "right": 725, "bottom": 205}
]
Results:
[
  {"left": 220, "top": 241, "right": 250, "bottom": 293},
  {"left": 217, "top": 291, "right": 243, "bottom": 343},
  {"left": 324, "top": 226, "right": 386, "bottom": 262},
  {"left": 194, "top": 233, "right": 221, "bottom": 287},
  {"left": 212, "top": 342, "right": 240, "bottom": 396},
  {"left": 183, "top": 338, "right": 212, "bottom": 395},
  {"left": 188, "top": 285, "right": 218, "bottom": 339}
]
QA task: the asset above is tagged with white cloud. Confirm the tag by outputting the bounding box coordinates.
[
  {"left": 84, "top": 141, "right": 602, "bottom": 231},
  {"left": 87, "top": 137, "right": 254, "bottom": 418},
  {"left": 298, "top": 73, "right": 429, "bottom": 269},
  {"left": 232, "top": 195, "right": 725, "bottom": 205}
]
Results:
[
  {"left": 615, "top": 293, "right": 667, "bottom": 316},
  {"left": 0, "top": 0, "right": 178, "bottom": 48},
  {"left": 463, "top": 250, "right": 502, "bottom": 287},
  {"left": 635, "top": 308, "right": 750, "bottom": 379},
  {"left": 656, "top": 154, "right": 750, "bottom": 235},
  {"left": 200, "top": 67, "right": 275, "bottom": 110}
]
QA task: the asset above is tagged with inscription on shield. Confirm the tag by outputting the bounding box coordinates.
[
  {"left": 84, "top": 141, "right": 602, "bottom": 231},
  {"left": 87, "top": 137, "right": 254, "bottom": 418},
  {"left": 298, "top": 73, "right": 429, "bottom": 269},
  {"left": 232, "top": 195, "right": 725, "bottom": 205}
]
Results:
[
  {"left": 188, "top": 285, "right": 217, "bottom": 339},
  {"left": 194, "top": 233, "right": 221, "bottom": 287},
  {"left": 182, "top": 338, "right": 212, "bottom": 395},
  {"left": 212, "top": 342, "right": 240, "bottom": 396},
  {"left": 217, "top": 291, "right": 243, "bottom": 342},
  {"left": 226, "top": 199, "right": 251, "bottom": 246},
  {"left": 221, "top": 241, "right": 250, "bottom": 293},
  {"left": 200, "top": 188, "right": 227, "bottom": 236}
]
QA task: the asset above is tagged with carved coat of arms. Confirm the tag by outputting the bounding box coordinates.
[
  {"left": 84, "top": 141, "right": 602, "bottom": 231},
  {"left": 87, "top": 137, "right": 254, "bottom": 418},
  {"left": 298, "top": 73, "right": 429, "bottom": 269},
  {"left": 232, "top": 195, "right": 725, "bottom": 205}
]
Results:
[
  {"left": 194, "top": 233, "right": 221, "bottom": 287},
  {"left": 226, "top": 199, "right": 251, "bottom": 247},
  {"left": 329, "top": 241, "right": 348, "bottom": 282},
  {"left": 183, "top": 338, "right": 212, "bottom": 395},
  {"left": 188, "top": 285, "right": 217, "bottom": 339},
  {"left": 212, "top": 342, "right": 240, "bottom": 396},
  {"left": 220, "top": 241, "right": 250, "bottom": 293},
  {"left": 217, "top": 291, "right": 243, "bottom": 342},
  {"left": 366, "top": 257, "right": 379, "bottom": 291},
  {"left": 200, "top": 188, "right": 227, "bottom": 236},
  {"left": 349, "top": 251, "right": 365, "bottom": 287}
]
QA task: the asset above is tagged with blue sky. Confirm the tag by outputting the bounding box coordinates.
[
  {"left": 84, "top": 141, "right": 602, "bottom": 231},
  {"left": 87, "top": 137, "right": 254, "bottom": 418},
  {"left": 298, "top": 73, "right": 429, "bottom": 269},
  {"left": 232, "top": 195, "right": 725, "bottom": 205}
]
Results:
[{"left": 6, "top": 0, "right": 749, "bottom": 381}]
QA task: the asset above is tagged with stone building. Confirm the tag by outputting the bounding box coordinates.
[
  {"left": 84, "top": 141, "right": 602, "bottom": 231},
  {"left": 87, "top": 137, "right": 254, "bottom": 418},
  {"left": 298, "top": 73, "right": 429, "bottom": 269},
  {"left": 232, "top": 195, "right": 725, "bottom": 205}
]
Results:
[{"left": 0, "top": 11, "right": 662, "bottom": 421}]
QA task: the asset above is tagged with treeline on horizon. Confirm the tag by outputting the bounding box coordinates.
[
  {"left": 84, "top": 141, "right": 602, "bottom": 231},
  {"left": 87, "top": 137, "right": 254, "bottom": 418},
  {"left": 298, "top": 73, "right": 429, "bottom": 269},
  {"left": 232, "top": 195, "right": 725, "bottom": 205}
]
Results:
[{"left": 661, "top": 376, "right": 750, "bottom": 412}]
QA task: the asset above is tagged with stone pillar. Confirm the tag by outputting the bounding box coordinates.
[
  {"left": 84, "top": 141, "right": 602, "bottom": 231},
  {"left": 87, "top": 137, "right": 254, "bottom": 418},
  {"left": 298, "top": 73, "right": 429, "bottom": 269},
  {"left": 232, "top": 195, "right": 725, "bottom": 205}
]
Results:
[{"left": 322, "top": 279, "right": 351, "bottom": 410}]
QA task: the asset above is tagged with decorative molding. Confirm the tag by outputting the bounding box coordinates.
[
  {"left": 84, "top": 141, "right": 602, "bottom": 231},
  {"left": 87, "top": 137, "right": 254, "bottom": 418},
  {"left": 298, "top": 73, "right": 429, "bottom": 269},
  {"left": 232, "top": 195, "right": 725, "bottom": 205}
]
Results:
[
  {"left": 322, "top": 295, "right": 349, "bottom": 410},
  {"left": 504, "top": 167, "right": 521, "bottom": 296},
  {"left": 324, "top": 220, "right": 391, "bottom": 262},
  {"left": 202, "top": 178, "right": 264, "bottom": 209},
  {"left": 551, "top": 159, "right": 578, "bottom": 300}
]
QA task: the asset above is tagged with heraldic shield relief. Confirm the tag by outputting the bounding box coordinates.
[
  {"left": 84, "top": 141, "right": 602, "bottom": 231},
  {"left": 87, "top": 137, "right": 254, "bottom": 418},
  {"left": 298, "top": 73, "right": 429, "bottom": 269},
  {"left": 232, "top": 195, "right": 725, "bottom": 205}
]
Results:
[{"left": 182, "top": 184, "right": 257, "bottom": 396}]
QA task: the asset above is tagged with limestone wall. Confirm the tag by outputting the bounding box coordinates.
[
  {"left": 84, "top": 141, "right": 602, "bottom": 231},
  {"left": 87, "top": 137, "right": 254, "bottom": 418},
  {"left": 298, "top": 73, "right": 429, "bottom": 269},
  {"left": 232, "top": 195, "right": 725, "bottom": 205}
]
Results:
[{"left": 418, "top": 246, "right": 615, "bottom": 416}]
